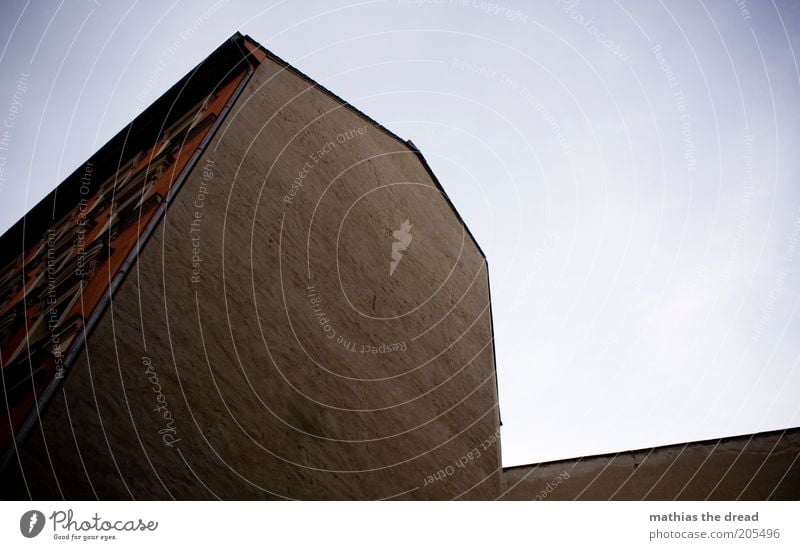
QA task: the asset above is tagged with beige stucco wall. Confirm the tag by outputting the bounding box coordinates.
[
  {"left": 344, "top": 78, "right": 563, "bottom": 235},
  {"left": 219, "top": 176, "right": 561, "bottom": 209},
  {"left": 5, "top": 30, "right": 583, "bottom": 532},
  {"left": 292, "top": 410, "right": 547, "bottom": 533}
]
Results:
[
  {"left": 500, "top": 429, "right": 800, "bottom": 500},
  {"left": 3, "top": 53, "right": 500, "bottom": 500}
]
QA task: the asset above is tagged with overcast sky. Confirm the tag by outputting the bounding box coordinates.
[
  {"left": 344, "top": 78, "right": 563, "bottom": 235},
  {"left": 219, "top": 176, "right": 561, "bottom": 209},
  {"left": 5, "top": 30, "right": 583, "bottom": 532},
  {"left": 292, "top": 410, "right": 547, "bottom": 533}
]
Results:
[{"left": 1, "top": 0, "right": 799, "bottom": 466}]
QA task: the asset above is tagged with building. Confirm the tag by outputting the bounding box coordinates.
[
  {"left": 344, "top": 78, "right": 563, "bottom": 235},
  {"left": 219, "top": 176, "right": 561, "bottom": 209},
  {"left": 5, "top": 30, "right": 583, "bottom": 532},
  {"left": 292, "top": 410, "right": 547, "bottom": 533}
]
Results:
[{"left": 1, "top": 34, "right": 797, "bottom": 500}]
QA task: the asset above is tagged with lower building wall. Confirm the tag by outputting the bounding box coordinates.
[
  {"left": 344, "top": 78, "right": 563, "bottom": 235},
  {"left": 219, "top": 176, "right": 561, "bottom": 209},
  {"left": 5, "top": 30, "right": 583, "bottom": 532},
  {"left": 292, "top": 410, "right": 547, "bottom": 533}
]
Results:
[{"left": 500, "top": 428, "right": 800, "bottom": 500}]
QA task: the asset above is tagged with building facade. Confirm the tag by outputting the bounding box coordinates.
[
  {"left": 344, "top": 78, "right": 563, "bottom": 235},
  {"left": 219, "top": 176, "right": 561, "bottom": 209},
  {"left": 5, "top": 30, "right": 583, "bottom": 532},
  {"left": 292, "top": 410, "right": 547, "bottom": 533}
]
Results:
[{"left": 0, "top": 34, "right": 797, "bottom": 500}]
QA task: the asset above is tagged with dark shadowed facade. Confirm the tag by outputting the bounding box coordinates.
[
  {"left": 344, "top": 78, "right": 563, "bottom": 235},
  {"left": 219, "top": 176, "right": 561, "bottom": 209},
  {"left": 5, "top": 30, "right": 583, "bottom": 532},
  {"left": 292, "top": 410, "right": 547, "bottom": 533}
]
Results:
[{"left": 0, "top": 34, "right": 798, "bottom": 500}]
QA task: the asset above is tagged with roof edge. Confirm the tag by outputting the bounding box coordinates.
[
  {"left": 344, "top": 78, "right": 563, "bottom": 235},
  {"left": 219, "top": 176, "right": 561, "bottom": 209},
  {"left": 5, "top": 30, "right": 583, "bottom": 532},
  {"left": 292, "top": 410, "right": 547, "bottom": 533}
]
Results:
[
  {"left": 241, "top": 34, "right": 488, "bottom": 261},
  {"left": 0, "top": 32, "right": 253, "bottom": 264},
  {"left": 502, "top": 426, "right": 800, "bottom": 472}
]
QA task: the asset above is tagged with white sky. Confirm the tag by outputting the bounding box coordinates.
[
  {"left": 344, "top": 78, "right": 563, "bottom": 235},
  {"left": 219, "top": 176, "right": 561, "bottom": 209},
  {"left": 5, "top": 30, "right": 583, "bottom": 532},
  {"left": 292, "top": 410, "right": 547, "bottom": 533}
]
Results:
[{"left": 0, "top": 0, "right": 799, "bottom": 467}]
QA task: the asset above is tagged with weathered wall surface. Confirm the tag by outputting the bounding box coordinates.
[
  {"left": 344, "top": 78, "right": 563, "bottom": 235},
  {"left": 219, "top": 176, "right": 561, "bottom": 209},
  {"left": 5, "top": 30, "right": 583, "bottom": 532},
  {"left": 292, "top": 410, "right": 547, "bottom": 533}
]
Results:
[
  {"left": 3, "top": 53, "right": 500, "bottom": 499},
  {"left": 500, "top": 428, "right": 800, "bottom": 500}
]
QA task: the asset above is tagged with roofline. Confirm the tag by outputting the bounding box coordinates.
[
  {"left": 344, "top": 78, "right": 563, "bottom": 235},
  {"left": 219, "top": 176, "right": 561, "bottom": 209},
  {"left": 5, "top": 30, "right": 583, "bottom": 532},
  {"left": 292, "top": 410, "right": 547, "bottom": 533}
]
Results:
[
  {"left": 0, "top": 32, "right": 256, "bottom": 264},
  {"left": 240, "top": 34, "right": 488, "bottom": 261},
  {"left": 502, "top": 426, "right": 800, "bottom": 472},
  {"left": 241, "top": 36, "right": 411, "bottom": 159}
]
